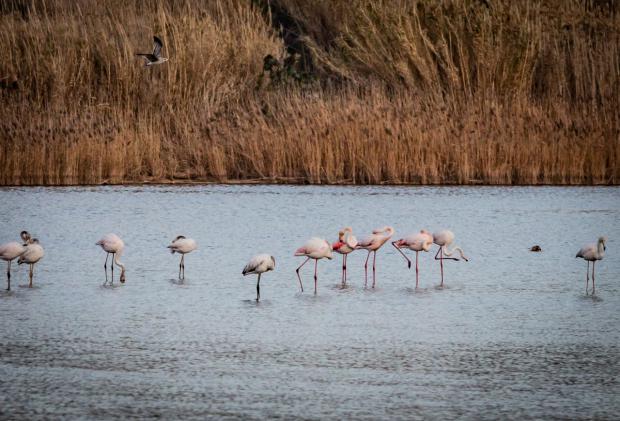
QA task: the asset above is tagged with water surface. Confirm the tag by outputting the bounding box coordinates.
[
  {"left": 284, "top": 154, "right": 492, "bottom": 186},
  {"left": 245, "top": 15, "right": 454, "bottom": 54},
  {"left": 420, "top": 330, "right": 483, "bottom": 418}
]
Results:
[{"left": 1, "top": 185, "right": 619, "bottom": 419}]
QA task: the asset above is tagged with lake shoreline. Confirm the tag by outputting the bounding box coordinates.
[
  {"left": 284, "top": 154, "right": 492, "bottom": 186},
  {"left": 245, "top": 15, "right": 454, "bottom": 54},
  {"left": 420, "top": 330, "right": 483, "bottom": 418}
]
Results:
[{"left": 1, "top": 178, "right": 618, "bottom": 188}]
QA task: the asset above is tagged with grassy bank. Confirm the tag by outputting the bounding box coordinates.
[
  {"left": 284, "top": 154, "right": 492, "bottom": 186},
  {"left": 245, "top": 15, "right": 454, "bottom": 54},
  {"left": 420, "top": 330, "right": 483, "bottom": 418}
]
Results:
[{"left": 0, "top": 0, "right": 618, "bottom": 185}]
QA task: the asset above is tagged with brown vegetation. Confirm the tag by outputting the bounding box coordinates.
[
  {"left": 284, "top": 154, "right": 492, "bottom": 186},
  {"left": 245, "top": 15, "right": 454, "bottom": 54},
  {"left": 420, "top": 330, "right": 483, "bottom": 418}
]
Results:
[{"left": 0, "top": 0, "right": 618, "bottom": 185}]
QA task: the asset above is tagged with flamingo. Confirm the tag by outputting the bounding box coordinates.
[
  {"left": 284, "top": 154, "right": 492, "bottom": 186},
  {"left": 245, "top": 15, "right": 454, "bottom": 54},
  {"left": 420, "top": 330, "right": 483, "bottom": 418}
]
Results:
[
  {"left": 294, "top": 237, "right": 333, "bottom": 294},
  {"left": 96, "top": 233, "right": 126, "bottom": 285},
  {"left": 392, "top": 229, "right": 433, "bottom": 288},
  {"left": 0, "top": 231, "right": 30, "bottom": 290},
  {"left": 167, "top": 235, "right": 197, "bottom": 279},
  {"left": 576, "top": 236, "right": 607, "bottom": 295},
  {"left": 331, "top": 227, "right": 358, "bottom": 286},
  {"left": 242, "top": 254, "right": 276, "bottom": 301},
  {"left": 18, "top": 236, "right": 45, "bottom": 288},
  {"left": 433, "top": 230, "right": 468, "bottom": 287},
  {"left": 356, "top": 226, "right": 394, "bottom": 288}
]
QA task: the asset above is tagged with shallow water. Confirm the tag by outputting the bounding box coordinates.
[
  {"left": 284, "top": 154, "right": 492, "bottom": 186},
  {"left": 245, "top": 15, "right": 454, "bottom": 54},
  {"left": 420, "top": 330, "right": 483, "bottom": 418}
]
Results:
[{"left": 0, "top": 185, "right": 619, "bottom": 419}]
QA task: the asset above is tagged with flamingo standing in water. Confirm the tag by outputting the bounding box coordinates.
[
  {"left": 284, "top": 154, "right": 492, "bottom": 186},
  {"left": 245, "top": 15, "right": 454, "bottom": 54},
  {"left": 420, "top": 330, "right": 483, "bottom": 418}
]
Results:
[
  {"left": 356, "top": 226, "right": 394, "bottom": 288},
  {"left": 295, "top": 237, "right": 333, "bottom": 294},
  {"left": 96, "top": 233, "right": 126, "bottom": 285},
  {"left": 576, "top": 236, "right": 607, "bottom": 295},
  {"left": 242, "top": 254, "right": 276, "bottom": 301},
  {"left": 18, "top": 236, "right": 45, "bottom": 288},
  {"left": 433, "top": 230, "right": 468, "bottom": 287},
  {"left": 392, "top": 229, "right": 433, "bottom": 288},
  {"left": 0, "top": 231, "right": 30, "bottom": 290},
  {"left": 167, "top": 235, "right": 197, "bottom": 280},
  {"left": 331, "top": 227, "right": 358, "bottom": 286}
]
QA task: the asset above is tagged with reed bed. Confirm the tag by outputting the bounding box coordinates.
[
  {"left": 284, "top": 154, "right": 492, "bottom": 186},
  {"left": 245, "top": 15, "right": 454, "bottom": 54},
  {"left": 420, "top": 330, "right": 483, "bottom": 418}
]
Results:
[{"left": 0, "top": 0, "right": 618, "bottom": 185}]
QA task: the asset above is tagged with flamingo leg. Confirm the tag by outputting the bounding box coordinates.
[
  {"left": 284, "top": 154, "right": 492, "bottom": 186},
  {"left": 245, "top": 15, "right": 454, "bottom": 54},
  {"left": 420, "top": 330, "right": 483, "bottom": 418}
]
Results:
[
  {"left": 314, "top": 258, "right": 318, "bottom": 294},
  {"left": 592, "top": 261, "right": 596, "bottom": 295},
  {"left": 372, "top": 251, "right": 377, "bottom": 288},
  {"left": 111, "top": 253, "right": 115, "bottom": 284},
  {"left": 29, "top": 263, "right": 33, "bottom": 288},
  {"left": 391, "top": 241, "right": 411, "bottom": 269},
  {"left": 586, "top": 260, "right": 590, "bottom": 294},
  {"left": 182, "top": 254, "right": 185, "bottom": 279},
  {"left": 295, "top": 257, "right": 309, "bottom": 292},
  {"left": 178, "top": 255, "right": 183, "bottom": 279},
  {"left": 256, "top": 273, "right": 261, "bottom": 301},
  {"left": 345, "top": 254, "right": 349, "bottom": 285},
  {"left": 344, "top": 254, "right": 348, "bottom": 285},
  {"left": 434, "top": 246, "right": 445, "bottom": 287},
  {"left": 415, "top": 251, "right": 419, "bottom": 288},
  {"left": 103, "top": 252, "right": 109, "bottom": 284},
  {"left": 341, "top": 254, "right": 345, "bottom": 286},
  {"left": 364, "top": 250, "right": 371, "bottom": 287},
  {"left": 6, "top": 260, "right": 11, "bottom": 291}
]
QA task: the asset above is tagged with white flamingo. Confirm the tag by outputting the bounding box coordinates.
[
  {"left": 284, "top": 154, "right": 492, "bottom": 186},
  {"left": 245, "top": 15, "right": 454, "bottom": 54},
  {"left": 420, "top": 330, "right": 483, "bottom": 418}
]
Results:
[
  {"left": 295, "top": 238, "right": 333, "bottom": 294},
  {"left": 392, "top": 229, "right": 433, "bottom": 288},
  {"left": 433, "top": 230, "right": 468, "bottom": 286},
  {"left": 18, "top": 236, "right": 45, "bottom": 288},
  {"left": 242, "top": 254, "right": 276, "bottom": 301},
  {"left": 356, "top": 226, "right": 394, "bottom": 288},
  {"left": 331, "top": 227, "right": 358, "bottom": 286},
  {"left": 96, "top": 233, "right": 126, "bottom": 285},
  {"left": 576, "top": 236, "right": 607, "bottom": 295},
  {"left": 167, "top": 235, "right": 197, "bottom": 279},
  {"left": 0, "top": 231, "right": 30, "bottom": 290}
]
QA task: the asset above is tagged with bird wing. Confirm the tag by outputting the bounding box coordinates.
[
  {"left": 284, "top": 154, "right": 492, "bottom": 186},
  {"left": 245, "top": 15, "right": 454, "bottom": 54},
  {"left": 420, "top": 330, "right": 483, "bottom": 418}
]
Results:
[
  {"left": 152, "top": 36, "right": 163, "bottom": 57},
  {"left": 136, "top": 53, "right": 158, "bottom": 62},
  {"left": 576, "top": 243, "right": 595, "bottom": 259},
  {"left": 357, "top": 235, "right": 375, "bottom": 248},
  {"left": 242, "top": 256, "right": 261, "bottom": 275}
]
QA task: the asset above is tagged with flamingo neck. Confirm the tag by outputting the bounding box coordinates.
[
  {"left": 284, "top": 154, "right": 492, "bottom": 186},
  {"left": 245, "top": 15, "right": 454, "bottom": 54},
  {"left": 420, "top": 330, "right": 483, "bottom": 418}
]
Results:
[
  {"left": 378, "top": 226, "right": 394, "bottom": 237},
  {"left": 444, "top": 245, "right": 467, "bottom": 260},
  {"left": 114, "top": 252, "right": 125, "bottom": 272}
]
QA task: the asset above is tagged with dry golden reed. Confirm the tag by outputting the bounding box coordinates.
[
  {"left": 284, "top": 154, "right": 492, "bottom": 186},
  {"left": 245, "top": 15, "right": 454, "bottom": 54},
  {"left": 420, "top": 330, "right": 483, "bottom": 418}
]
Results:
[{"left": 0, "top": 0, "right": 618, "bottom": 185}]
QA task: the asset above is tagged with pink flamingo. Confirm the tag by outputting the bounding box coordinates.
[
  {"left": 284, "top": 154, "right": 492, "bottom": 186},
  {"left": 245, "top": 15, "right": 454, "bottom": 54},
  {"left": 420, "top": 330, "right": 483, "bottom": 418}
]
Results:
[
  {"left": 294, "top": 237, "right": 333, "bottom": 294},
  {"left": 356, "top": 226, "right": 394, "bottom": 288},
  {"left": 331, "top": 227, "right": 358, "bottom": 286},
  {"left": 0, "top": 231, "right": 31, "bottom": 291},
  {"left": 576, "top": 236, "right": 606, "bottom": 295},
  {"left": 96, "top": 233, "right": 126, "bottom": 285},
  {"left": 392, "top": 229, "right": 433, "bottom": 288},
  {"left": 433, "top": 230, "right": 468, "bottom": 286}
]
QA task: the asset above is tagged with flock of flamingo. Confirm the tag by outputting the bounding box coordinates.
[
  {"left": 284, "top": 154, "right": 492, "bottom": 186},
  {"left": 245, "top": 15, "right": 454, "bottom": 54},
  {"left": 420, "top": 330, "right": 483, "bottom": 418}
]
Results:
[{"left": 0, "top": 228, "right": 608, "bottom": 300}]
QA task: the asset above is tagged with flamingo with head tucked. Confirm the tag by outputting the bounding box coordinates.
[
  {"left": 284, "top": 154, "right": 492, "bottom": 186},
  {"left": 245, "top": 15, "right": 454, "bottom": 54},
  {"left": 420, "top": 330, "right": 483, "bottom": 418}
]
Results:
[
  {"left": 332, "top": 227, "right": 358, "bottom": 286},
  {"left": 242, "top": 254, "right": 276, "bottom": 301},
  {"left": 392, "top": 229, "right": 433, "bottom": 288},
  {"left": 18, "top": 236, "right": 45, "bottom": 288},
  {"left": 295, "top": 238, "right": 333, "bottom": 294},
  {"left": 576, "top": 236, "right": 607, "bottom": 295},
  {"left": 167, "top": 235, "right": 197, "bottom": 280},
  {"left": 0, "top": 231, "right": 30, "bottom": 290},
  {"left": 356, "top": 226, "right": 394, "bottom": 288},
  {"left": 433, "top": 230, "right": 468, "bottom": 287},
  {"left": 96, "top": 233, "right": 126, "bottom": 285}
]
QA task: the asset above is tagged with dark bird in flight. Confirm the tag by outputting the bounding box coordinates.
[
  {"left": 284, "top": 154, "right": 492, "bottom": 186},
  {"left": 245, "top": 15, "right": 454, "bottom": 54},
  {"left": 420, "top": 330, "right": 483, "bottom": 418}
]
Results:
[{"left": 136, "top": 36, "right": 168, "bottom": 66}]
